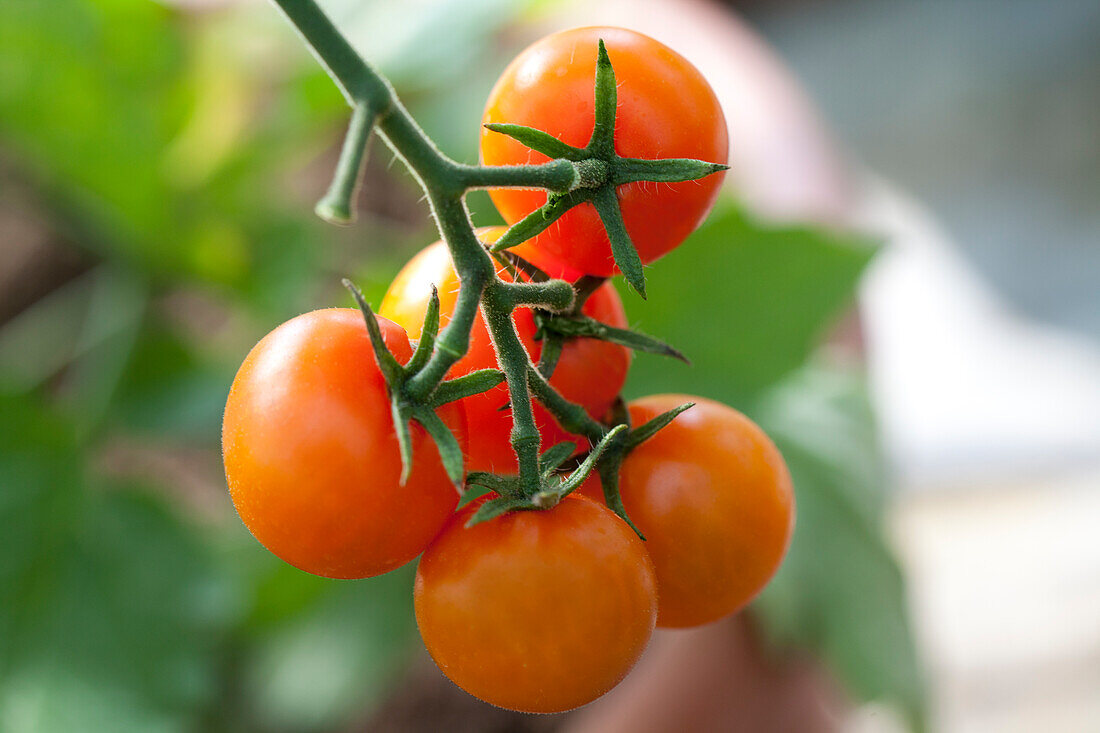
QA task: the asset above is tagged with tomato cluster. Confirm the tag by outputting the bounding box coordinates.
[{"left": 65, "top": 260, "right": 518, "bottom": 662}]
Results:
[{"left": 223, "top": 27, "right": 793, "bottom": 714}]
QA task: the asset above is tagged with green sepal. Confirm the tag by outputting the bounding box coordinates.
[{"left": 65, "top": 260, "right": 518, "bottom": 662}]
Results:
[
  {"left": 534, "top": 332, "right": 565, "bottom": 379},
  {"left": 430, "top": 369, "right": 505, "bottom": 406},
  {"left": 343, "top": 279, "right": 404, "bottom": 385},
  {"left": 411, "top": 407, "right": 465, "bottom": 489},
  {"left": 464, "top": 472, "right": 522, "bottom": 499},
  {"left": 405, "top": 284, "right": 440, "bottom": 375},
  {"left": 593, "top": 187, "right": 646, "bottom": 298},
  {"left": 626, "top": 402, "right": 694, "bottom": 451},
  {"left": 465, "top": 495, "right": 532, "bottom": 527},
  {"left": 538, "top": 313, "right": 688, "bottom": 363},
  {"left": 490, "top": 189, "right": 594, "bottom": 252},
  {"left": 482, "top": 123, "right": 586, "bottom": 162},
  {"left": 555, "top": 424, "right": 626, "bottom": 498},
  {"left": 390, "top": 400, "right": 415, "bottom": 486},
  {"left": 587, "top": 39, "right": 617, "bottom": 157},
  {"left": 596, "top": 457, "right": 644, "bottom": 539},
  {"left": 613, "top": 157, "right": 728, "bottom": 185},
  {"left": 571, "top": 275, "right": 608, "bottom": 309},
  {"left": 539, "top": 441, "right": 577, "bottom": 476}
]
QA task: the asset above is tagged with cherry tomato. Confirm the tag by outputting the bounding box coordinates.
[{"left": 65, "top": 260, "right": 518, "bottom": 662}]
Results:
[
  {"left": 584, "top": 395, "right": 794, "bottom": 627},
  {"left": 414, "top": 494, "right": 657, "bottom": 713},
  {"left": 379, "top": 227, "right": 630, "bottom": 473},
  {"left": 222, "top": 309, "right": 465, "bottom": 579},
  {"left": 481, "top": 26, "right": 728, "bottom": 277}
]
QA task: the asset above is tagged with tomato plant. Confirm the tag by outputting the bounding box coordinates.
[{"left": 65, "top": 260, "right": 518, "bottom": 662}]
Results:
[
  {"left": 226, "top": 2, "right": 793, "bottom": 715},
  {"left": 585, "top": 395, "right": 795, "bottom": 627},
  {"left": 222, "top": 309, "right": 466, "bottom": 579},
  {"left": 481, "top": 26, "right": 728, "bottom": 278},
  {"left": 379, "top": 227, "right": 630, "bottom": 472},
  {"left": 414, "top": 494, "right": 657, "bottom": 713}
]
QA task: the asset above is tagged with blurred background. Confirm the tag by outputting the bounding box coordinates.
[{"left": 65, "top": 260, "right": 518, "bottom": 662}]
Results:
[{"left": 1, "top": 0, "right": 1097, "bottom": 731}]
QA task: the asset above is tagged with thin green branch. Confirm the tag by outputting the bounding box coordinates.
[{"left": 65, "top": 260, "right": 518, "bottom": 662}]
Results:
[
  {"left": 502, "top": 279, "right": 575, "bottom": 311},
  {"left": 315, "top": 101, "right": 376, "bottom": 223},
  {"left": 270, "top": 0, "right": 697, "bottom": 510},
  {"left": 455, "top": 159, "right": 578, "bottom": 191},
  {"left": 527, "top": 364, "right": 606, "bottom": 441},
  {"left": 483, "top": 284, "right": 543, "bottom": 494}
]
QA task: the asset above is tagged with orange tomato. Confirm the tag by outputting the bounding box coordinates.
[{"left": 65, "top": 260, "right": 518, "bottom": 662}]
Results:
[
  {"left": 585, "top": 395, "right": 794, "bottom": 627},
  {"left": 379, "top": 227, "right": 630, "bottom": 472},
  {"left": 481, "top": 26, "right": 728, "bottom": 277},
  {"left": 222, "top": 309, "right": 465, "bottom": 579},
  {"left": 414, "top": 494, "right": 657, "bottom": 712}
]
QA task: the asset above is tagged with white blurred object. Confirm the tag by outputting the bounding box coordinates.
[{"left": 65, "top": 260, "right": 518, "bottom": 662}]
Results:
[{"left": 856, "top": 177, "right": 1100, "bottom": 488}]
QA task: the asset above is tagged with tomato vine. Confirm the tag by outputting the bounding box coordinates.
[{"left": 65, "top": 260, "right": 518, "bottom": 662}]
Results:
[{"left": 269, "top": 0, "right": 727, "bottom": 526}]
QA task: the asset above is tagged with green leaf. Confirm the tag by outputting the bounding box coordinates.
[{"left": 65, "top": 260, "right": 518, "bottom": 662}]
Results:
[
  {"left": 108, "top": 319, "right": 232, "bottom": 440},
  {"left": 240, "top": 566, "right": 417, "bottom": 732},
  {"left": 622, "top": 201, "right": 877, "bottom": 405},
  {"left": 752, "top": 365, "right": 925, "bottom": 728},
  {"left": 594, "top": 187, "right": 646, "bottom": 298},
  {"left": 0, "top": 393, "right": 237, "bottom": 732},
  {"left": 482, "top": 123, "right": 584, "bottom": 161}
]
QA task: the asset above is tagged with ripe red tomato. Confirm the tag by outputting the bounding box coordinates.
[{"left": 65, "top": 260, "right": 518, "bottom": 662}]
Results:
[
  {"left": 222, "top": 309, "right": 465, "bottom": 579},
  {"left": 379, "top": 227, "right": 630, "bottom": 473},
  {"left": 481, "top": 26, "right": 728, "bottom": 277},
  {"left": 583, "top": 395, "right": 794, "bottom": 627},
  {"left": 414, "top": 494, "right": 657, "bottom": 713}
]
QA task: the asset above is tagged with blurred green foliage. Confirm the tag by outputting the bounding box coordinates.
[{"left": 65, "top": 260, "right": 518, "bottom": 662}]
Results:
[{"left": 0, "top": 0, "right": 922, "bottom": 730}]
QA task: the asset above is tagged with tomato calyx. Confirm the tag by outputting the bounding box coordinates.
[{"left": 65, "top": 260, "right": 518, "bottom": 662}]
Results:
[
  {"left": 343, "top": 279, "right": 503, "bottom": 489},
  {"left": 461, "top": 423, "right": 626, "bottom": 526},
  {"left": 496, "top": 247, "right": 688, "bottom": 380},
  {"left": 484, "top": 39, "right": 728, "bottom": 298}
]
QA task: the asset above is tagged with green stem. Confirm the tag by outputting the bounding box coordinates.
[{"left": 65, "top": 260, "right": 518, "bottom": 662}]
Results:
[
  {"left": 269, "top": 0, "right": 654, "bottom": 503},
  {"left": 527, "top": 364, "right": 606, "bottom": 442},
  {"left": 483, "top": 284, "right": 542, "bottom": 494},
  {"left": 456, "top": 160, "right": 578, "bottom": 192},
  {"left": 315, "top": 101, "right": 376, "bottom": 223}
]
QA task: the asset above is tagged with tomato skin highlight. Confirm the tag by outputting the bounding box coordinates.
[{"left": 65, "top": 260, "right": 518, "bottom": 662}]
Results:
[
  {"left": 481, "top": 26, "right": 728, "bottom": 277},
  {"left": 414, "top": 494, "right": 657, "bottom": 713},
  {"left": 222, "top": 309, "right": 465, "bottom": 579},
  {"left": 585, "top": 395, "right": 794, "bottom": 628},
  {"left": 379, "top": 227, "right": 630, "bottom": 473}
]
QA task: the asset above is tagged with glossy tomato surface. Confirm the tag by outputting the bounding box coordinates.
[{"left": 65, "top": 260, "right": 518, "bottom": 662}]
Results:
[
  {"left": 589, "top": 394, "right": 794, "bottom": 627},
  {"left": 481, "top": 26, "right": 728, "bottom": 277},
  {"left": 222, "top": 309, "right": 465, "bottom": 579},
  {"left": 414, "top": 494, "right": 657, "bottom": 713},
  {"left": 379, "top": 228, "right": 630, "bottom": 473}
]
